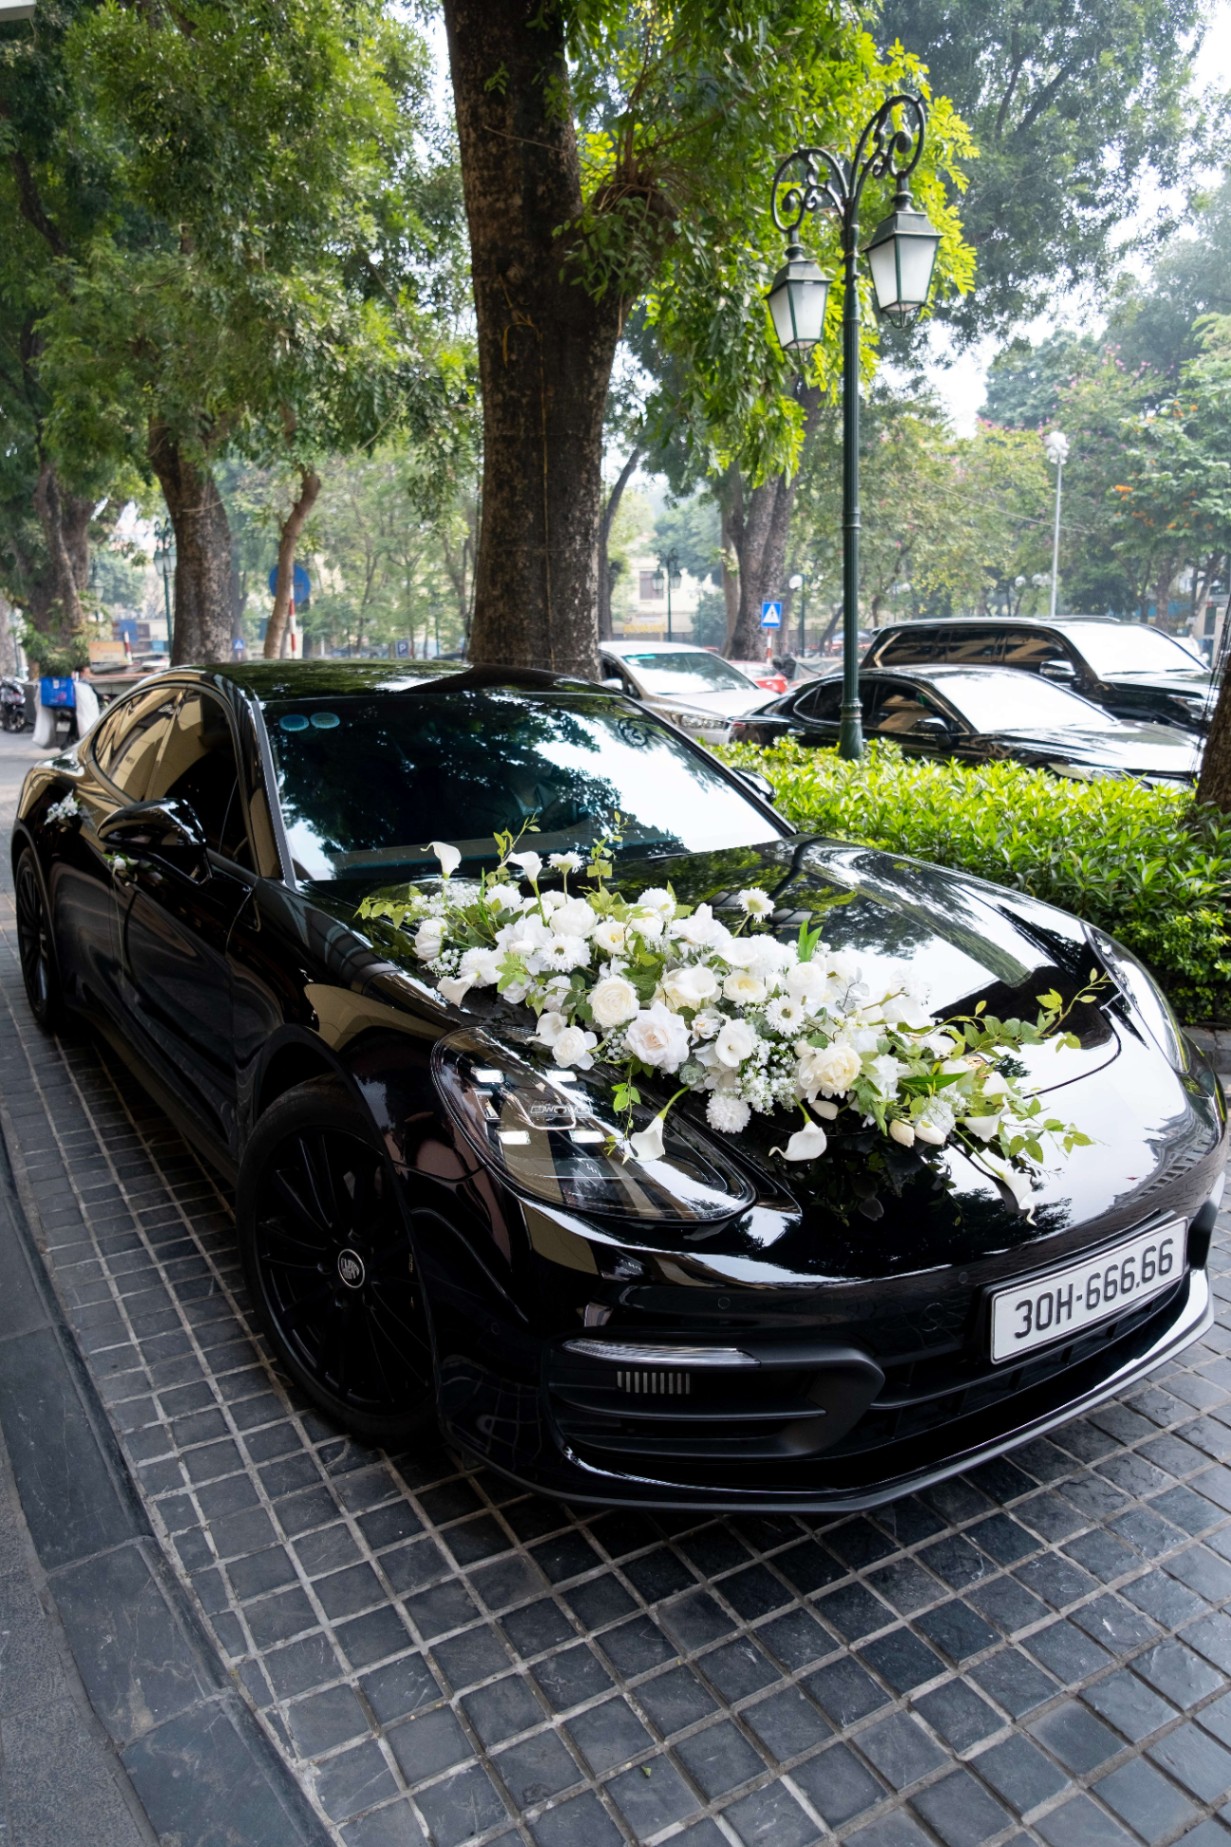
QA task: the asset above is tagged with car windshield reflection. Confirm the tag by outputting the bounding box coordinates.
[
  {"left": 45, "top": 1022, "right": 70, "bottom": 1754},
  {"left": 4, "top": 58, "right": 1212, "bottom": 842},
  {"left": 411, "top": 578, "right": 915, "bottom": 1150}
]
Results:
[
  {"left": 938, "top": 670, "right": 1120, "bottom": 734},
  {"left": 262, "top": 689, "right": 786, "bottom": 882}
]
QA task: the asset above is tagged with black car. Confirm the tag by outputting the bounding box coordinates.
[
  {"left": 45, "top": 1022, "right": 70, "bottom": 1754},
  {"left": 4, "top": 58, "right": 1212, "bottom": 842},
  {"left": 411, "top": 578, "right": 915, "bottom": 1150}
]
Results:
[
  {"left": 11, "top": 661, "right": 1225, "bottom": 1512},
  {"left": 864, "top": 616, "right": 1216, "bottom": 734},
  {"left": 732, "top": 665, "right": 1201, "bottom": 785}
]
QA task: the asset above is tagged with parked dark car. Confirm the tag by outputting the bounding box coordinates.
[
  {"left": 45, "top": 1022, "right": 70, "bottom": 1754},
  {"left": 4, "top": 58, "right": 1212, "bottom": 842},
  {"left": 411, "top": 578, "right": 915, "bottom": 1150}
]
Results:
[
  {"left": 863, "top": 616, "right": 1216, "bottom": 733},
  {"left": 11, "top": 661, "right": 1225, "bottom": 1511},
  {"left": 732, "top": 665, "right": 1201, "bottom": 786}
]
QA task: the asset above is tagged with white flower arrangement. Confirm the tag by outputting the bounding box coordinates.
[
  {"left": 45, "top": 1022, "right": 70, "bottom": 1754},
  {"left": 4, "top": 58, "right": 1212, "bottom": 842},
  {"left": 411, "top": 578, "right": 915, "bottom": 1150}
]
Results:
[
  {"left": 46, "top": 794, "right": 80, "bottom": 826},
  {"left": 359, "top": 828, "right": 1098, "bottom": 1182}
]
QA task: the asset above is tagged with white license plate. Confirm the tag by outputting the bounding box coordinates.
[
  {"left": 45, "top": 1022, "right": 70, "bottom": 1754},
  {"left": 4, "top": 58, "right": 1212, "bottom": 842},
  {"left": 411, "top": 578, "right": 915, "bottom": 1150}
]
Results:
[{"left": 989, "top": 1220, "right": 1184, "bottom": 1363}]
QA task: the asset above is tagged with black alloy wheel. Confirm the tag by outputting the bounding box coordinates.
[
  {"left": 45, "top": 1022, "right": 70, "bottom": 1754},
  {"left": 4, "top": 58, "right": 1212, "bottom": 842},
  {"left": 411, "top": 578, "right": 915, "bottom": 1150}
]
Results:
[
  {"left": 237, "top": 1079, "right": 434, "bottom": 1441},
  {"left": 15, "top": 849, "right": 62, "bottom": 1029}
]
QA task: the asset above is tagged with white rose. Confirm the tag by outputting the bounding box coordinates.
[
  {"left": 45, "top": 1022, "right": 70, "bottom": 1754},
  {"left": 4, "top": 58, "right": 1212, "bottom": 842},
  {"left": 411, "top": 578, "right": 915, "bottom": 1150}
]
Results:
[
  {"left": 498, "top": 915, "right": 549, "bottom": 956},
  {"left": 414, "top": 919, "right": 445, "bottom": 960},
  {"left": 669, "top": 904, "right": 720, "bottom": 947},
  {"left": 721, "top": 936, "right": 758, "bottom": 969},
  {"left": 785, "top": 961, "right": 829, "bottom": 1007},
  {"left": 459, "top": 946, "right": 503, "bottom": 986},
  {"left": 590, "top": 975, "right": 640, "bottom": 1029},
  {"left": 538, "top": 889, "right": 567, "bottom": 914},
  {"left": 662, "top": 964, "right": 720, "bottom": 1009},
  {"left": 509, "top": 850, "right": 543, "bottom": 883},
  {"left": 635, "top": 887, "right": 675, "bottom": 916},
  {"left": 796, "top": 1040, "right": 861, "bottom": 1097},
  {"left": 624, "top": 1003, "right": 691, "bottom": 1072},
  {"left": 553, "top": 1025, "right": 597, "bottom": 1068},
  {"left": 715, "top": 1018, "right": 758, "bottom": 1068},
  {"left": 551, "top": 897, "right": 597, "bottom": 938},
  {"left": 746, "top": 936, "right": 792, "bottom": 981},
  {"left": 629, "top": 911, "right": 664, "bottom": 940},
  {"left": 592, "top": 918, "right": 628, "bottom": 955},
  {"left": 723, "top": 970, "right": 766, "bottom": 1007},
  {"left": 691, "top": 1008, "right": 725, "bottom": 1042},
  {"left": 431, "top": 840, "right": 461, "bottom": 877}
]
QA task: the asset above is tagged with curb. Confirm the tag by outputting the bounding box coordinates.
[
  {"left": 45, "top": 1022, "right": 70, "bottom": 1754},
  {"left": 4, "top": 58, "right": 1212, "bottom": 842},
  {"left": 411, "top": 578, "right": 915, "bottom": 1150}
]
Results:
[{"left": 0, "top": 1112, "right": 333, "bottom": 1847}]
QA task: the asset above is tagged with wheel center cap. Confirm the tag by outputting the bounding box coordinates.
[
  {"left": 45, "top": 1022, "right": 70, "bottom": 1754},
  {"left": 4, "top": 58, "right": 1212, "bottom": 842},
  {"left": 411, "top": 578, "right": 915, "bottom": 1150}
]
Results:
[{"left": 336, "top": 1248, "right": 366, "bottom": 1290}]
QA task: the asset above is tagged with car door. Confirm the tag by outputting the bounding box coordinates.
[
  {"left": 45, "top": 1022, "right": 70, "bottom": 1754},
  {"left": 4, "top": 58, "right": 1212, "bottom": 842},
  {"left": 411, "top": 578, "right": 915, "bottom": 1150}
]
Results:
[
  {"left": 50, "top": 683, "right": 182, "bottom": 1019},
  {"left": 864, "top": 679, "right": 971, "bottom": 763},
  {"left": 112, "top": 686, "right": 256, "bottom": 1153},
  {"left": 785, "top": 678, "right": 846, "bottom": 743}
]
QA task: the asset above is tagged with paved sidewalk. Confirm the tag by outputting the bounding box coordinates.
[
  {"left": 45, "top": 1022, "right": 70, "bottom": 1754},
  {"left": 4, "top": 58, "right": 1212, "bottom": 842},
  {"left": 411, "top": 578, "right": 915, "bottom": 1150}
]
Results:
[{"left": 5, "top": 725, "right": 1231, "bottom": 1847}]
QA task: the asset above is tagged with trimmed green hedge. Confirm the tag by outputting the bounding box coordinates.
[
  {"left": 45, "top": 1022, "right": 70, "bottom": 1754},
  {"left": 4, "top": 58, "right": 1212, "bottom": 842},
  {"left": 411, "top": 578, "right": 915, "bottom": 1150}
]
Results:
[{"left": 718, "top": 738, "right": 1231, "bottom": 1024}]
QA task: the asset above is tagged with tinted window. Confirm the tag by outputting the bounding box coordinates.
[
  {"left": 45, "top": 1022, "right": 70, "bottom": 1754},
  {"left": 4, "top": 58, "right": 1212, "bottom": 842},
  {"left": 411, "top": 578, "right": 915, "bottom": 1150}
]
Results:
[
  {"left": 95, "top": 686, "right": 180, "bottom": 800},
  {"left": 145, "top": 692, "right": 249, "bottom": 861},
  {"left": 1000, "top": 630, "right": 1073, "bottom": 670},
  {"left": 619, "top": 652, "right": 757, "bottom": 695},
  {"left": 935, "top": 669, "right": 1118, "bottom": 733},
  {"left": 795, "top": 681, "right": 843, "bottom": 721},
  {"left": 262, "top": 690, "right": 785, "bottom": 883},
  {"left": 867, "top": 683, "right": 954, "bottom": 735},
  {"left": 1058, "top": 623, "right": 1209, "bottom": 677},
  {"left": 870, "top": 628, "right": 938, "bottom": 666},
  {"left": 934, "top": 626, "right": 1004, "bottom": 665}
]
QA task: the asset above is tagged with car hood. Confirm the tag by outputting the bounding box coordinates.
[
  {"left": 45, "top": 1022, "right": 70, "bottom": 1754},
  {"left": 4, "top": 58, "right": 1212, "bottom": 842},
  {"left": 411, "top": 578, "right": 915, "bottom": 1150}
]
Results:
[
  {"left": 1100, "top": 667, "right": 1214, "bottom": 698},
  {"left": 317, "top": 837, "right": 1222, "bottom": 1280},
  {"left": 989, "top": 723, "right": 1200, "bottom": 779},
  {"left": 644, "top": 687, "right": 769, "bottom": 719}
]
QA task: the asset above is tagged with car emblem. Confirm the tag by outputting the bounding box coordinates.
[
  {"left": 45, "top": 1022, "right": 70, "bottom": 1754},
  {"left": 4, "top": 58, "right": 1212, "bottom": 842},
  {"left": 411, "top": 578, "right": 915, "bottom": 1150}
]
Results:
[{"left": 336, "top": 1249, "right": 365, "bottom": 1289}]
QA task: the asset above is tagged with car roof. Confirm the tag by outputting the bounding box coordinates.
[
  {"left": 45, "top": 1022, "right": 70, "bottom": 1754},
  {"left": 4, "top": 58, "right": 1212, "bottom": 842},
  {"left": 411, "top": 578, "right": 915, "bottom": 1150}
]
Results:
[
  {"left": 148, "top": 660, "right": 609, "bottom": 702},
  {"left": 875, "top": 615, "right": 1148, "bottom": 635},
  {"left": 600, "top": 640, "right": 714, "bottom": 656}
]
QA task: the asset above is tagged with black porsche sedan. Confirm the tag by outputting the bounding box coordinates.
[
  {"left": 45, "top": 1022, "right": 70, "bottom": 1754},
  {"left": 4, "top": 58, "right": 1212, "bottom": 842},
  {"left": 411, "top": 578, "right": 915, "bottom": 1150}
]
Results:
[
  {"left": 731, "top": 665, "right": 1201, "bottom": 785},
  {"left": 11, "top": 661, "right": 1226, "bottom": 1512}
]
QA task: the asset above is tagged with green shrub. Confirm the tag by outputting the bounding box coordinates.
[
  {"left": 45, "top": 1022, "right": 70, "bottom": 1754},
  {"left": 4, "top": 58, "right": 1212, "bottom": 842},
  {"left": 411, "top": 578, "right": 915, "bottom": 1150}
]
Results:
[{"left": 718, "top": 737, "right": 1231, "bottom": 1023}]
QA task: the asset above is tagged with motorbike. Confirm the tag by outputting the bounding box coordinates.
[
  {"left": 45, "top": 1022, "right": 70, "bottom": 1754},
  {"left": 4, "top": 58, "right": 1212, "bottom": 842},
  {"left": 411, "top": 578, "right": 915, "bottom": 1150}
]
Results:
[{"left": 0, "top": 678, "right": 27, "bottom": 733}]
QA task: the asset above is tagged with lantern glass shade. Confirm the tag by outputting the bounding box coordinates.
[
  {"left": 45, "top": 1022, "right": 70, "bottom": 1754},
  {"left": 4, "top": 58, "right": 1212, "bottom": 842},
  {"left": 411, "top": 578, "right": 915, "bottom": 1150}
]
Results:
[
  {"left": 864, "top": 193, "right": 941, "bottom": 327},
  {"left": 652, "top": 570, "right": 664, "bottom": 597},
  {"left": 767, "top": 245, "right": 830, "bottom": 355}
]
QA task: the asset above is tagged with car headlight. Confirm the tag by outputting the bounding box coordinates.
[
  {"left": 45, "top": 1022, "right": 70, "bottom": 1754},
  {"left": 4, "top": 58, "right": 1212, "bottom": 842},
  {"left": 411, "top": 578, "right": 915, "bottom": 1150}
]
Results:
[
  {"left": 665, "top": 706, "right": 722, "bottom": 734},
  {"left": 433, "top": 1031, "right": 755, "bottom": 1225},
  {"left": 1084, "top": 926, "right": 1188, "bottom": 1070}
]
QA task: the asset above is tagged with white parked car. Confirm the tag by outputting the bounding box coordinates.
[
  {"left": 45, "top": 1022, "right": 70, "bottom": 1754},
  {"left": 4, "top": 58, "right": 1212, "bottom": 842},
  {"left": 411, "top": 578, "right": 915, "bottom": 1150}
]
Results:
[{"left": 598, "top": 641, "right": 770, "bottom": 742}]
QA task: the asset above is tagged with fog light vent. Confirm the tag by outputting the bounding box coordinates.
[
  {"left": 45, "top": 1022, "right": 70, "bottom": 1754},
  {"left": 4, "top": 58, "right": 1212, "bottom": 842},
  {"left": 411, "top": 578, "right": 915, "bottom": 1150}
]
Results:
[{"left": 616, "top": 1370, "right": 692, "bottom": 1396}]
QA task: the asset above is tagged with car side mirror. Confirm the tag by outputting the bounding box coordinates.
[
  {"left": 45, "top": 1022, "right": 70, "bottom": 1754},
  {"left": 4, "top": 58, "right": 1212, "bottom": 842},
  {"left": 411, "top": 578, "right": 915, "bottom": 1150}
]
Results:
[
  {"left": 98, "top": 798, "right": 210, "bottom": 874},
  {"left": 1040, "top": 658, "right": 1077, "bottom": 682},
  {"left": 599, "top": 676, "right": 624, "bottom": 693},
  {"left": 913, "top": 715, "right": 953, "bottom": 737},
  {"left": 737, "top": 769, "right": 777, "bottom": 804}
]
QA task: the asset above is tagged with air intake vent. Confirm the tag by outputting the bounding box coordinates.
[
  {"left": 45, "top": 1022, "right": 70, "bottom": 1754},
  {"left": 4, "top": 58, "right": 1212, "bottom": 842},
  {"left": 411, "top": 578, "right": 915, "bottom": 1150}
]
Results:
[{"left": 616, "top": 1371, "right": 692, "bottom": 1396}]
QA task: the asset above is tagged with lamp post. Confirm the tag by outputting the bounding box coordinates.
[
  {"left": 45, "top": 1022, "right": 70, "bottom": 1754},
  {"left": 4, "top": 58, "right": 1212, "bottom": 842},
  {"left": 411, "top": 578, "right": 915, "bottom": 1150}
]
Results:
[
  {"left": 1043, "top": 429, "right": 1069, "bottom": 621},
  {"left": 655, "top": 547, "right": 681, "bottom": 642},
  {"left": 153, "top": 516, "right": 174, "bottom": 653},
  {"left": 789, "top": 571, "right": 806, "bottom": 654},
  {"left": 767, "top": 95, "right": 941, "bottom": 759}
]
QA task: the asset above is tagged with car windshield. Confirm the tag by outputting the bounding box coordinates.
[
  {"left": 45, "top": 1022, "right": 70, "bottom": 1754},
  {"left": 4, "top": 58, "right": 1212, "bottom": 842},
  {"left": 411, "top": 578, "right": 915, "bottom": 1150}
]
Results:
[
  {"left": 263, "top": 689, "right": 785, "bottom": 882},
  {"left": 1061, "top": 624, "right": 1207, "bottom": 677},
  {"left": 939, "top": 670, "right": 1120, "bottom": 734},
  {"left": 618, "top": 652, "right": 756, "bottom": 695}
]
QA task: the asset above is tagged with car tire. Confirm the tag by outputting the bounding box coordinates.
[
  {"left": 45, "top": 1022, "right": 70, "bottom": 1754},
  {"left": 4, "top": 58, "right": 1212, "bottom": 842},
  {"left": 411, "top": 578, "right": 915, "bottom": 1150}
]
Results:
[
  {"left": 237, "top": 1077, "right": 436, "bottom": 1442},
  {"left": 14, "top": 848, "right": 63, "bottom": 1031}
]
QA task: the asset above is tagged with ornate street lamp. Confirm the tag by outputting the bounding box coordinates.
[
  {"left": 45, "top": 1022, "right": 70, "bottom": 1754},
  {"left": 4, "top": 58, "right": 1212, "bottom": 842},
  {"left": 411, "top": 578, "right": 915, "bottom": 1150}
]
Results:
[
  {"left": 1043, "top": 429, "right": 1069, "bottom": 621},
  {"left": 767, "top": 95, "right": 941, "bottom": 759}
]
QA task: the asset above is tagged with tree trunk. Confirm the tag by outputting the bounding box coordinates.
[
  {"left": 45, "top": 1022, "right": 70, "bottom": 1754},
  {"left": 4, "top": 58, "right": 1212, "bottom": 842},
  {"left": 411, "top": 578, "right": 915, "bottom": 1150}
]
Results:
[
  {"left": 264, "top": 467, "right": 322, "bottom": 659},
  {"left": 148, "top": 423, "right": 234, "bottom": 663},
  {"left": 31, "top": 458, "right": 91, "bottom": 649},
  {"left": 598, "top": 444, "right": 642, "bottom": 642},
  {"left": 1198, "top": 667, "right": 1231, "bottom": 809},
  {"left": 719, "top": 482, "right": 741, "bottom": 649},
  {"left": 442, "top": 0, "right": 623, "bottom": 679},
  {"left": 725, "top": 387, "right": 821, "bottom": 659}
]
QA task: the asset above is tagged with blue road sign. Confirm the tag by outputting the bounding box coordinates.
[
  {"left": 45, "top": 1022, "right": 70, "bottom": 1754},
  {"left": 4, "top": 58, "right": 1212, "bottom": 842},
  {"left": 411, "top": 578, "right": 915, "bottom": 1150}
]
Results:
[
  {"left": 760, "top": 599, "right": 783, "bottom": 629},
  {"left": 267, "top": 562, "right": 311, "bottom": 608},
  {"left": 395, "top": 638, "right": 411, "bottom": 658}
]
